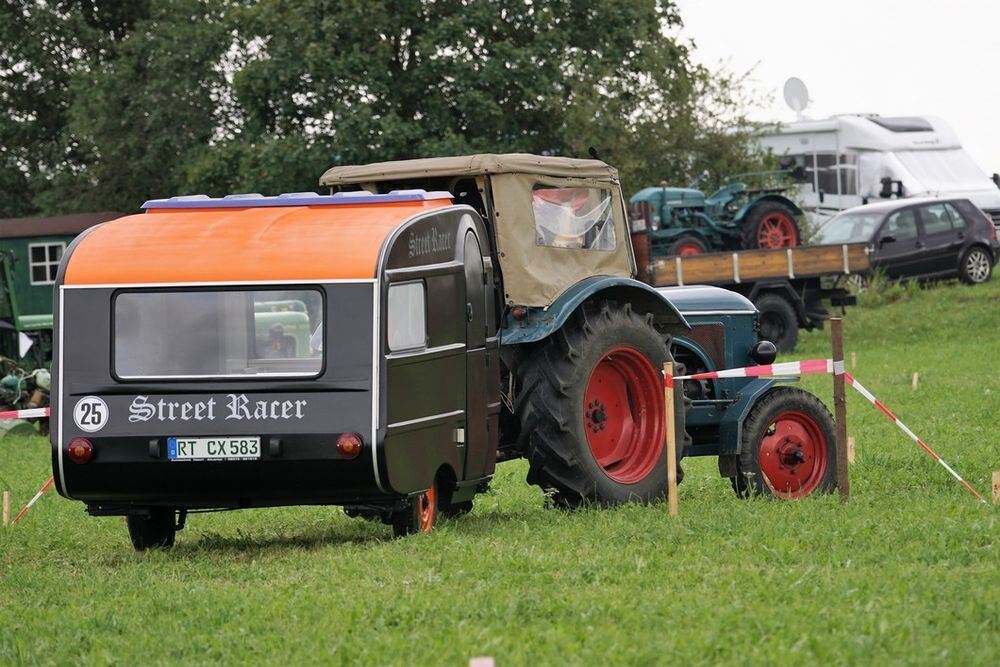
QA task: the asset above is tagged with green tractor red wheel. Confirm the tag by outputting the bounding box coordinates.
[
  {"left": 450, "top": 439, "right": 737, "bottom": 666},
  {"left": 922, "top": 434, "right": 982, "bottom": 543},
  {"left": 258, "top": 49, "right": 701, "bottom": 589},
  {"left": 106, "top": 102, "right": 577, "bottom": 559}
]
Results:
[
  {"left": 742, "top": 201, "right": 801, "bottom": 250},
  {"left": 667, "top": 235, "right": 708, "bottom": 256},
  {"left": 731, "top": 387, "right": 836, "bottom": 499}
]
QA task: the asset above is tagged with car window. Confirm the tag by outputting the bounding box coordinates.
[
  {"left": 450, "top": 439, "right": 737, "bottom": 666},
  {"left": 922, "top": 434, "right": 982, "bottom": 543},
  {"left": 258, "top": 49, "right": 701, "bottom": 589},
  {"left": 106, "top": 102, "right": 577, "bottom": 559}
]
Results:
[
  {"left": 883, "top": 209, "right": 918, "bottom": 241},
  {"left": 942, "top": 202, "right": 967, "bottom": 229},
  {"left": 919, "top": 203, "right": 953, "bottom": 235}
]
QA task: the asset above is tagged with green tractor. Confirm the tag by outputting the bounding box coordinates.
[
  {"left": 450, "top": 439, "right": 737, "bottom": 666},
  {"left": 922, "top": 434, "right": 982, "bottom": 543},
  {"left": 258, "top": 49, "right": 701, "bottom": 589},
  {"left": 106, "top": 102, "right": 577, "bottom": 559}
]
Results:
[{"left": 630, "top": 170, "right": 806, "bottom": 256}]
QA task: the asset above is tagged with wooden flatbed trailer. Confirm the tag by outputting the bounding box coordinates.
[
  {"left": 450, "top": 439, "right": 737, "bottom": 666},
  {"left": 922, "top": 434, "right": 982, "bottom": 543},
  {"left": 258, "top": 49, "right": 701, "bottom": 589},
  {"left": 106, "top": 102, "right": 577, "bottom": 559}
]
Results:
[{"left": 643, "top": 243, "right": 871, "bottom": 352}]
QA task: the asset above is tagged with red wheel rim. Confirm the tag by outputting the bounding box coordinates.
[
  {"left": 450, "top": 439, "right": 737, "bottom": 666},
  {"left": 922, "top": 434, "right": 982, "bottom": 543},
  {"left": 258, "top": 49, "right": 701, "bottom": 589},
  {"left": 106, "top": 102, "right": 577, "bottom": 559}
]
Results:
[
  {"left": 756, "top": 212, "right": 797, "bottom": 249},
  {"left": 417, "top": 485, "right": 436, "bottom": 532},
  {"left": 583, "top": 346, "right": 664, "bottom": 484},
  {"left": 676, "top": 241, "right": 705, "bottom": 256},
  {"left": 757, "top": 410, "right": 828, "bottom": 498}
]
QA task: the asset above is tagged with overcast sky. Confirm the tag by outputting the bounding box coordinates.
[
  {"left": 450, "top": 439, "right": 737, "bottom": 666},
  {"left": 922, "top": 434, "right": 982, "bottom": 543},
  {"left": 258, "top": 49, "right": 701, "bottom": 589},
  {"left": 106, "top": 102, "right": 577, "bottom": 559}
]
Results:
[{"left": 675, "top": 0, "right": 998, "bottom": 172}]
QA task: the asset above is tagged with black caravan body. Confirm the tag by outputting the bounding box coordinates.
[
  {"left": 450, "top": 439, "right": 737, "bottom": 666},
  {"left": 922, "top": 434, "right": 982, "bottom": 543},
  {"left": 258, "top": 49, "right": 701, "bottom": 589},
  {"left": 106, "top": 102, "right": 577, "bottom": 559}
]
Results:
[{"left": 53, "top": 191, "right": 500, "bottom": 537}]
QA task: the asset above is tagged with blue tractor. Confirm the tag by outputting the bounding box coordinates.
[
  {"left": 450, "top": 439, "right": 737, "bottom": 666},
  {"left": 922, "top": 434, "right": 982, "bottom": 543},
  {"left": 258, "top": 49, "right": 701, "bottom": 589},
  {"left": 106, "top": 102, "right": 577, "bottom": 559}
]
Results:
[
  {"left": 320, "top": 155, "right": 837, "bottom": 510},
  {"left": 630, "top": 171, "right": 805, "bottom": 256}
]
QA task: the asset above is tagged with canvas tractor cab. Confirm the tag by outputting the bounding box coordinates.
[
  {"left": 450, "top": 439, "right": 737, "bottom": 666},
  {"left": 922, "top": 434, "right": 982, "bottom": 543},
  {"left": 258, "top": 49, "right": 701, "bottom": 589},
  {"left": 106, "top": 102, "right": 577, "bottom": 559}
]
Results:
[{"left": 53, "top": 154, "right": 837, "bottom": 550}]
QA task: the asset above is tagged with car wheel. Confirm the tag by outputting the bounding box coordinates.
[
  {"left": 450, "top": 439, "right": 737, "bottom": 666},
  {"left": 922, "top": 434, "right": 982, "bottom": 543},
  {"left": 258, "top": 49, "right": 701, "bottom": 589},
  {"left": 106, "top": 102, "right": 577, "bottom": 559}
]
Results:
[{"left": 959, "top": 246, "right": 992, "bottom": 284}]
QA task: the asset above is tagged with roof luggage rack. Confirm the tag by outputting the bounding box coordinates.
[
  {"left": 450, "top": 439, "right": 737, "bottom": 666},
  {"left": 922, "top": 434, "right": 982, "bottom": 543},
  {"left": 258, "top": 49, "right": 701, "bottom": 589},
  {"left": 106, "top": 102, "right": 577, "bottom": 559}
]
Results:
[{"left": 141, "top": 190, "right": 452, "bottom": 210}]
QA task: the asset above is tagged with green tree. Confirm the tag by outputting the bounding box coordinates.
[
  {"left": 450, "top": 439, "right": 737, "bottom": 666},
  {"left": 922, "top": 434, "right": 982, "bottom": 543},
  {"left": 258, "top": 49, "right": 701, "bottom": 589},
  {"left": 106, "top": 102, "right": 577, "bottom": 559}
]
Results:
[{"left": 1, "top": 0, "right": 770, "bottom": 215}]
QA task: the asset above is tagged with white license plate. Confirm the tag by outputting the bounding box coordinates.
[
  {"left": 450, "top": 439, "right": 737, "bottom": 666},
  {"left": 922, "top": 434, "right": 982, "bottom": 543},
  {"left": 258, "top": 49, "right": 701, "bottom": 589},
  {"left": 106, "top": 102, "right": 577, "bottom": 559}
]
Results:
[{"left": 167, "top": 436, "right": 261, "bottom": 461}]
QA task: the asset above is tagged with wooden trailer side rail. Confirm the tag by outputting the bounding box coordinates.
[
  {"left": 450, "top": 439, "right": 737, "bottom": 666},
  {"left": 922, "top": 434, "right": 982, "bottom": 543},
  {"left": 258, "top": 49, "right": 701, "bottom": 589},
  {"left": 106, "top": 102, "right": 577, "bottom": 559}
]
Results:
[{"left": 651, "top": 244, "right": 871, "bottom": 287}]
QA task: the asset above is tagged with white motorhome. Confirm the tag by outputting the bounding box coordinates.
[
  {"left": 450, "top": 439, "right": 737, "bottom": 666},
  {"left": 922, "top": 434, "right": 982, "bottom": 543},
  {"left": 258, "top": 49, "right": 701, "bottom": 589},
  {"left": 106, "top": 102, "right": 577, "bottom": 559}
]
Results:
[{"left": 759, "top": 115, "right": 1000, "bottom": 226}]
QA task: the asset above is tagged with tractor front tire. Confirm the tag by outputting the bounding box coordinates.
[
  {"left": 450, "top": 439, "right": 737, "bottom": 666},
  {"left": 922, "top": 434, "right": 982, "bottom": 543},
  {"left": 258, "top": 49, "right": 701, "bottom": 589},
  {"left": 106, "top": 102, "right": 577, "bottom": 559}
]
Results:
[
  {"left": 731, "top": 387, "right": 836, "bottom": 499},
  {"left": 667, "top": 235, "right": 708, "bottom": 256},
  {"left": 515, "top": 301, "right": 688, "bottom": 507},
  {"left": 742, "top": 201, "right": 801, "bottom": 250}
]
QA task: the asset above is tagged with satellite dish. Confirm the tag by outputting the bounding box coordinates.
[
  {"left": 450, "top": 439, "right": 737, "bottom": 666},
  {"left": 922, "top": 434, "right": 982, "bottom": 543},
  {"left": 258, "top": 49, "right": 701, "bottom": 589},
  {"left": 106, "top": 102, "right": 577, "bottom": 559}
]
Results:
[{"left": 783, "top": 78, "right": 810, "bottom": 117}]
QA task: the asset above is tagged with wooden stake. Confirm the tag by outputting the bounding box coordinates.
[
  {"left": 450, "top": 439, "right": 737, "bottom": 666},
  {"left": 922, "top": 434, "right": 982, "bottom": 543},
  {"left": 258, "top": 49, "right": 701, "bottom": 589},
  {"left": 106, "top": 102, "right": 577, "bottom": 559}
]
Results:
[
  {"left": 2, "top": 491, "right": 9, "bottom": 527},
  {"left": 912, "top": 372, "right": 919, "bottom": 391},
  {"left": 664, "top": 362, "right": 678, "bottom": 518},
  {"left": 831, "top": 318, "right": 849, "bottom": 502},
  {"left": 850, "top": 351, "right": 857, "bottom": 369},
  {"left": 993, "top": 471, "right": 1000, "bottom": 504},
  {"left": 847, "top": 436, "right": 856, "bottom": 464}
]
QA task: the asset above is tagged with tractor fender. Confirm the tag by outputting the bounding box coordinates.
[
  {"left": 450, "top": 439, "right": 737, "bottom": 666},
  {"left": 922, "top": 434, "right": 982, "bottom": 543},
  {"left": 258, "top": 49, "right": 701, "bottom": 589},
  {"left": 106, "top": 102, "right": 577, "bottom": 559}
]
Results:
[
  {"left": 746, "top": 281, "right": 807, "bottom": 327},
  {"left": 733, "top": 194, "right": 803, "bottom": 224},
  {"left": 499, "top": 276, "right": 690, "bottom": 346},
  {"left": 717, "top": 377, "right": 783, "bottom": 455}
]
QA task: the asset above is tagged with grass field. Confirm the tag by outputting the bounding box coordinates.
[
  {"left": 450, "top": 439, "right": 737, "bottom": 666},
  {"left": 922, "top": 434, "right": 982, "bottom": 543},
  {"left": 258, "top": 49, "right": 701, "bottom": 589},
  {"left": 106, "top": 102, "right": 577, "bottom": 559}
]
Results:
[{"left": 1, "top": 279, "right": 998, "bottom": 665}]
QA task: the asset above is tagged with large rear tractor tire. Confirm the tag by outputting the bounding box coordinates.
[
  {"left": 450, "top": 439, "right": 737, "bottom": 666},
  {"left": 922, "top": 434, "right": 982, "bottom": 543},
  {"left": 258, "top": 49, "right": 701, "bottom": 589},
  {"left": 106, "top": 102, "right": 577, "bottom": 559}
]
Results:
[
  {"left": 731, "top": 387, "right": 836, "bottom": 499},
  {"left": 515, "top": 301, "right": 689, "bottom": 507},
  {"left": 742, "top": 201, "right": 801, "bottom": 250}
]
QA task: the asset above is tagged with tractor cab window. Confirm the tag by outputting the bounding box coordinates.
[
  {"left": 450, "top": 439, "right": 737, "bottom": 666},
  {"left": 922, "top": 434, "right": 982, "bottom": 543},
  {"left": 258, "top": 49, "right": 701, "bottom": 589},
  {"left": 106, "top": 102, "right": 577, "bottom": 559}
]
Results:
[
  {"left": 532, "top": 185, "right": 616, "bottom": 251},
  {"left": 114, "top": 289, "right": 323, "bottom": 379}
]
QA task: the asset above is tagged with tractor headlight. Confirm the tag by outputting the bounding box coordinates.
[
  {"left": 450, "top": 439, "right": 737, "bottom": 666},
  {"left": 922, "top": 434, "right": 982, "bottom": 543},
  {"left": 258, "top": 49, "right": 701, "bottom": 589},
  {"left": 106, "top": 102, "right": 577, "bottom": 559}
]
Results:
[{"left": 750, "top": 340, "right": 777, "bottom": 365}]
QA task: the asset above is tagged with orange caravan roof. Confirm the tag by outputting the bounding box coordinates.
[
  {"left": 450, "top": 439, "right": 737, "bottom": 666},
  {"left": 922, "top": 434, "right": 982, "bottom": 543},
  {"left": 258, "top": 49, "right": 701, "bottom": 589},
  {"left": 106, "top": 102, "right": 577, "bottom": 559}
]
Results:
[{"left": 63, "top": 192, "right": 453, "bottom": 285}]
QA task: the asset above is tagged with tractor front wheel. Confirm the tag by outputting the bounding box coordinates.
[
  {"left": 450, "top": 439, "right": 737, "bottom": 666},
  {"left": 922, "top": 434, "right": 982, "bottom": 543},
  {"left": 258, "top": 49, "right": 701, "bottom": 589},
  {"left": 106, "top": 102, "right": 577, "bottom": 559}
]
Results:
[
  {"left": 731, "top": 387, "right": 836, "bottom": 499},
  {"left": 515, "top": 301, "right": 688, "bottom": 507},
  {"left": 667, "top": 235, "right": 708, "bottom": 256},
  {"left": 742, "top": 202, "right": 800, "bottom": 250}
]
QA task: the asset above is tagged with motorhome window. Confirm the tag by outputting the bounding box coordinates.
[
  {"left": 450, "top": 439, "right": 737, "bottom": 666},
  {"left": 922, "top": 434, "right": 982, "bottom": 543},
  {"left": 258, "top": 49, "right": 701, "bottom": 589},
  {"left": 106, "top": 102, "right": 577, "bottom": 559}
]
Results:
[
  {"left": 838, "top": 154, "right": 858, "bottom": 195},
  {"left": 114, "top": 289, "right": 323, "bottom": 379},
  {"left": 816, "top": 212, "right": 882, "bottom": 244},
  {"left": 942, "top": 202, "right": 967, "bottom": 229},
  {"left": 815, "top": 154, "right": 839, "bottom": 195},
  {"left": 532, "top": 185, "right": 616, "bottom": 251},
  {"left": 387, "top": 281, "right": 426, "bottom": 352},
  {"left": 883, "top": 210, "right": 918, "bottom": 241},
  {"left": 918, "top": 203, "right": 953, "bottom": 235},
  {"left": 28, "top": 242, "right": 64, "bottom": 285}
]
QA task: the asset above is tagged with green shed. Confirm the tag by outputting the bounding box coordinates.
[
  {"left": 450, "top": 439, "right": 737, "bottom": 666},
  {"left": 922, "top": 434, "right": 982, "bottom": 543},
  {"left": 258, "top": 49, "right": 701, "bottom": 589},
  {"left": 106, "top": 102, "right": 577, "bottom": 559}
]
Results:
[{"left": 0, "top": 211, "right": 123, "bottom": 363}]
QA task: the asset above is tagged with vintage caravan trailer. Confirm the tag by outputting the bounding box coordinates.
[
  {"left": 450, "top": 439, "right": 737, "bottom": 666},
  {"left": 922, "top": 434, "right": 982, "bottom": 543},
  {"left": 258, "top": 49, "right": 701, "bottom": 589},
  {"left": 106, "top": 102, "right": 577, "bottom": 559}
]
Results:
[{"left": 759, "top": 115, "right": 1000, "bottom": 226}]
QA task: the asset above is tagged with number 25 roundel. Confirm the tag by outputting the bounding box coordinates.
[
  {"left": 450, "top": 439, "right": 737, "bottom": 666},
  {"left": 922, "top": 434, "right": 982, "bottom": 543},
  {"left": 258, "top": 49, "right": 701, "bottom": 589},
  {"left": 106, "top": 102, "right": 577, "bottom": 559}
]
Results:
[{"left": 73, "top": 396, "right": 109, "bottom": 433}]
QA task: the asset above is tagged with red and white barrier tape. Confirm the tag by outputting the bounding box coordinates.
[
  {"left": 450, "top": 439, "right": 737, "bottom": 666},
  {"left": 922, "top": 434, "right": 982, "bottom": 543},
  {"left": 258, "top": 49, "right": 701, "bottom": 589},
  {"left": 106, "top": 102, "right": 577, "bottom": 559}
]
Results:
[
  {"left": 843, "top": 372, "right": 986, "bottom": 503},
  {"left": 668, "top": 358, "right": 834, "bottom": 385},
  {"left": 11, "top": 476, "right": 54, "bottom": 525},
  {"left": 666, "top": 358, "right": 986, "bottom": 503},
  {"left": 0, "top": 407, "right": 50, "bottom": 420}
]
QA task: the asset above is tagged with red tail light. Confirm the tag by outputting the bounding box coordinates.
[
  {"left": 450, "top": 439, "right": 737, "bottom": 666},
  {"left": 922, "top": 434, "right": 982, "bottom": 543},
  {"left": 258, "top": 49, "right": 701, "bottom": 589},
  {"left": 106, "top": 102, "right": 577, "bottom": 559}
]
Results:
[
  {"left": 67, "top": 437, "right": 95, "bottom": 464},
  {"left": 336, "top": 433, "right": 363, "bottom": 459}
]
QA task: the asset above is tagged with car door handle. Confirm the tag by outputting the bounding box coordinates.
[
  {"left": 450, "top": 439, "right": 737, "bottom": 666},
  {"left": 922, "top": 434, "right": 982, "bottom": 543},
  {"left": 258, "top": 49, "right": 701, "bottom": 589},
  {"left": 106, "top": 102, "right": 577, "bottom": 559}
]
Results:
[{"left": 915, "top": 241, "right": 925, "bottom": 249}]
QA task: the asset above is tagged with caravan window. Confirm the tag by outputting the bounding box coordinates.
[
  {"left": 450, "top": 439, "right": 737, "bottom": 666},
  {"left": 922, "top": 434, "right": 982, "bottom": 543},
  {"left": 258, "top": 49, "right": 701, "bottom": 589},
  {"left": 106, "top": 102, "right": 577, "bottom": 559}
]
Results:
[{"left": 114, "top": 289, "right": 324, "bottom": 379}]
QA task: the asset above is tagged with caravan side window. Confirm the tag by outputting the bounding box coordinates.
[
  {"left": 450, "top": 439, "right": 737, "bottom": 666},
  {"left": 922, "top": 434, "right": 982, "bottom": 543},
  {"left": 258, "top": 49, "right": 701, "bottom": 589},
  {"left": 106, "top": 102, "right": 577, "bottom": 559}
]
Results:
[
  {"left": 387, "top": 281, "right": 426, "bottom": 352},
  {"left": 815, "top": 154, "right": 839, "bottom": 194}
]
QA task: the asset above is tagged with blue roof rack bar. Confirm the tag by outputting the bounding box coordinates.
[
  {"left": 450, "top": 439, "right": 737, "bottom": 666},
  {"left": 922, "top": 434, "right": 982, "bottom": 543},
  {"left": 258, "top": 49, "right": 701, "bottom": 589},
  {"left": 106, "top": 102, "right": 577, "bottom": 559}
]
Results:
[{"left": 141, "top": 190, "right": 453, "bottom": 210}]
